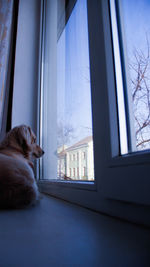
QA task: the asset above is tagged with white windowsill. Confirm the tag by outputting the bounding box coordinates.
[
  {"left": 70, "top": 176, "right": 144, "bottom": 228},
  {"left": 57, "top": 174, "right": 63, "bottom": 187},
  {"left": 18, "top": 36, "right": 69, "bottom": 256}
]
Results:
[
  {"left": 38, "top": 179, "right": 96, "bottom": 191},
  {"left": 0, "top": 194, "right": 150, "bottom": 266}
]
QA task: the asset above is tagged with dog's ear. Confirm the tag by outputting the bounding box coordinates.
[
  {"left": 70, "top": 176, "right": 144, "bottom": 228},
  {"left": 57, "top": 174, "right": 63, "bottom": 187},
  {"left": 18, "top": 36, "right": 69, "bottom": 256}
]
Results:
[{"left": 15, "top": 125, "right": 32, "bottom": 153}]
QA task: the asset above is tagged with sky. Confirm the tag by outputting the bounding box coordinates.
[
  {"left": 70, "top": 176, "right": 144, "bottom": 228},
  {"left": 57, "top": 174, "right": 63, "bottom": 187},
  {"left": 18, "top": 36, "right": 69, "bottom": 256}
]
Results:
[
  {"left": 57, "top": 0, "right": 92, "bottom": 146},
  {"left": 122, "top": 0, "right": 150, "bottom": 58},
  {"left": 121, "top": 0, "right": 150, "bottom": 151},
  {"left": 56, "top": 0, "right": 150, "bottom": 151}
]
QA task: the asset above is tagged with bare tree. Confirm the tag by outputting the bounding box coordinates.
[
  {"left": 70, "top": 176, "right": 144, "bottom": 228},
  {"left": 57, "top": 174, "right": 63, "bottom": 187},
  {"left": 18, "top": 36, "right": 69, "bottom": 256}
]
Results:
[
  {"left": 57, "top": 121, "right": 75, "bottom": 180},
  {"left": 129, "top": 36, "right": 150, "bottom": 149},
  {"left": 57, "top": 120, "right": 75, "bottom": 148}
]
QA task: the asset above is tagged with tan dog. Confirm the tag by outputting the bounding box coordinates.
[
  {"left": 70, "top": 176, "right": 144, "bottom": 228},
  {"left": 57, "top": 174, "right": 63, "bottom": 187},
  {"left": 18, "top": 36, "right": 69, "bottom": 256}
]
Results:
[{"left": 0, "top": 125, "right": 44, "bottom": 209}]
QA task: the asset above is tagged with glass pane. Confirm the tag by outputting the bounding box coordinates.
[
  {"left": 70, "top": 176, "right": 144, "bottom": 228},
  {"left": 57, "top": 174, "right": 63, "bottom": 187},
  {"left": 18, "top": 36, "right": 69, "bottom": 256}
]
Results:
[
  {"left": 0, "top": 0, "right": 13, "bottom": 130},
  {"left": 117, "top": 0, "right": 150, "bottom": 152},
  {"left": 57, "top": 0, "right": 94, "bottom": 180},
  {"left": 41, "top": 0, "right": 94, "bottom": 180},
  {"left": 110, "top": 0, "right": 128, "bottom": 155}
]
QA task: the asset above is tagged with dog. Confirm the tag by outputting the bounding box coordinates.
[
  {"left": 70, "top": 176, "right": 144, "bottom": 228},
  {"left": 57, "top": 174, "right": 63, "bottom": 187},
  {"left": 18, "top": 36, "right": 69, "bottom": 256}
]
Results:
[{"left": 0, "top": 125, "right": 44, "bottom": 209}]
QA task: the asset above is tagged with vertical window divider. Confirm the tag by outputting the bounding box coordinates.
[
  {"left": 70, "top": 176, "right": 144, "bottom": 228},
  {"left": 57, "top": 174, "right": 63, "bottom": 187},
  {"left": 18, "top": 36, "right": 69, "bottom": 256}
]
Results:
[
  {"left": 114, "top": 0, "right": 136, "bottom": 152},
  {"left": 36, "top": 0, "right": 45, "bottom": 180}
]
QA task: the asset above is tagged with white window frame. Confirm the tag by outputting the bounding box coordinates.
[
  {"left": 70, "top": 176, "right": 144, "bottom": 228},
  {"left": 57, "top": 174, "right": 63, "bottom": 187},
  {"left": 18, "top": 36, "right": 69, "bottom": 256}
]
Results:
[{"left": 37, "top": 0, "right": 150, "bottom": 222}]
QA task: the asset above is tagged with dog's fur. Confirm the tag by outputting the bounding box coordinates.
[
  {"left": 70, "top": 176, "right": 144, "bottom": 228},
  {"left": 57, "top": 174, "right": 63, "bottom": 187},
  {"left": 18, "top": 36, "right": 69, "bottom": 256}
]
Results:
[{"left": 0, "top": 125, "right": 44, "bottom": 209}]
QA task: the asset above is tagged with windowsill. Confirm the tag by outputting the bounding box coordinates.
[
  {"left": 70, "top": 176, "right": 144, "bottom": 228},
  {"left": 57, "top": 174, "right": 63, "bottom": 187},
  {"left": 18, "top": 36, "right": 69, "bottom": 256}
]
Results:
[
  {"left": 0, "top": 193, "right": 150, "bottom": 266},
  {"left": 38, "top": 179, "right": 96, "bottom": 191},
  {"left": 109, "top": 150, "right": 150, "bottom": 168}
]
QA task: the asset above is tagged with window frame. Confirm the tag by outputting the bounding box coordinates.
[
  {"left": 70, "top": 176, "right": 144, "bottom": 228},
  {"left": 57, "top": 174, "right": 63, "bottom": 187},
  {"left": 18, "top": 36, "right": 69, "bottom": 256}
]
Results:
[
  {"left": 37, "top": 0, "right": 150, "bottom": 218},
  {"left": 0, "top": 0, "right": 19, "bottom": 141}
]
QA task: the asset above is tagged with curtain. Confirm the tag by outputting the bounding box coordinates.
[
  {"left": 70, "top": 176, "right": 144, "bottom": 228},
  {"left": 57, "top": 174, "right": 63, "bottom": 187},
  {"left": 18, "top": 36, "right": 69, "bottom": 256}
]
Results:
[{"left": 0, "top": 0, "right": 13, "bottom": 129}]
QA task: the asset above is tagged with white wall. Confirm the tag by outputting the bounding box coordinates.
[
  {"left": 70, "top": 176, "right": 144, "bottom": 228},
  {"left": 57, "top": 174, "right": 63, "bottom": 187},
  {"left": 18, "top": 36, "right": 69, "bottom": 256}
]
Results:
[{"left": 12, "top": 0, "right": 41, "bottom": 133}]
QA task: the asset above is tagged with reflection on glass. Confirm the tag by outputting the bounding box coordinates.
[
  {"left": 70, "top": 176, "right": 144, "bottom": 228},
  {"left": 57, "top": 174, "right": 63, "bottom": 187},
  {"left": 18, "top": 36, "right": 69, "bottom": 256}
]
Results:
[
  {"left": 57, "top": 0, "right": 94, "bottom": 180},
  {"left": 0, "top": 1, "right": 13, "bottom": 130},
  {"left": 121, "top": 0, "right": 150, "bottom": 152}
]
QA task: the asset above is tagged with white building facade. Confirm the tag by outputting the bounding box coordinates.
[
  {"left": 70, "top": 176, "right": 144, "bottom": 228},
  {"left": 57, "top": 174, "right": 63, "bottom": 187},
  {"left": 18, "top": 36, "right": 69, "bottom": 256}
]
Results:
[{"left": 58, "top": 136, "right": 94, "bottom": 181}]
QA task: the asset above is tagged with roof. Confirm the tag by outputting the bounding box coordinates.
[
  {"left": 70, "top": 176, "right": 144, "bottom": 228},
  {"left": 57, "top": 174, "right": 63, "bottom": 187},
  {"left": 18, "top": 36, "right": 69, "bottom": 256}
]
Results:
[
  {"left": 58, "top": 136, "right": 93, "bottom": 156},
  {"left": 58, "top": 149, "right": 66, "bottom": 157},
  {"left": 66, "top": 136, "right": 93, "bottom": 151}
]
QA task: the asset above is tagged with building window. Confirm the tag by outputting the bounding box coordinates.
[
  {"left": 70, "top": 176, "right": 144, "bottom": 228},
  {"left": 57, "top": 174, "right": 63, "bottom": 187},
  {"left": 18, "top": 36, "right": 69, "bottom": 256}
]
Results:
[
  {"left": 83, "top": 166, "right": 86, "bottom": 177},
  {"left": 69, "top": 168, "right": 71, "bottom": 177}
]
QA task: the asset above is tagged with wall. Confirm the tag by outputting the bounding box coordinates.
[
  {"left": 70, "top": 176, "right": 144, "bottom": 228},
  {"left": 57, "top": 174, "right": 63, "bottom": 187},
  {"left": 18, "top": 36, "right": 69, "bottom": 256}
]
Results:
[{"left": 12, "top": 0, "right": 41, "bottom": 133}]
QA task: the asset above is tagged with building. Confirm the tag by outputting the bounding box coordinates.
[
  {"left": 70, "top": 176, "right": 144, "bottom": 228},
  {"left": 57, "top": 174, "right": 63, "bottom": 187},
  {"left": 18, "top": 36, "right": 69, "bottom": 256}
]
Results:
[{"left": 57, "top": 136, "right": 94, "bottom": 181}]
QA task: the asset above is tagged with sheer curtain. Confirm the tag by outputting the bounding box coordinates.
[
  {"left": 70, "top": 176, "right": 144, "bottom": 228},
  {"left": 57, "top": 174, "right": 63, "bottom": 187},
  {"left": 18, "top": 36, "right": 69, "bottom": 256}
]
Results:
[{"left": 0, "top": 0, "right": 14, "bottom": 130}]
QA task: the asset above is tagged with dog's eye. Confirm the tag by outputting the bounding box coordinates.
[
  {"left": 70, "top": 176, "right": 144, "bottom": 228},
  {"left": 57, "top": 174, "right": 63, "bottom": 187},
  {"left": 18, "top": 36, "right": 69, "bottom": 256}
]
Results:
[{"left": 32, "top": 137, "right": 36, "bottom": 144}]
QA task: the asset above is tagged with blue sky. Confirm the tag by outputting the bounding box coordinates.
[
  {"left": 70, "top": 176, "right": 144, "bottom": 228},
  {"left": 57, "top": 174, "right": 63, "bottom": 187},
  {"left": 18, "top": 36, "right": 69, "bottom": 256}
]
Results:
[
  {"left": 122, "top": 0, "right": 150, "bottom": 57},
  {"left": 57, "top": 0, "right": 92, "bottom": 146},
  {"left": 122, "top": 0, "right": 150, "bottom": 150},
  {"left": 57, "top": 0, "right": 150, "bottom": 148}
]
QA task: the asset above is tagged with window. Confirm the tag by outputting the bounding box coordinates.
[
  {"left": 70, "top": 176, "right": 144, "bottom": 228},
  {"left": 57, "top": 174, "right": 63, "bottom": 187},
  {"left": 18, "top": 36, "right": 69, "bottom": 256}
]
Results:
[
  {"left": 38, "top": 0, "right": 150, "bottom": 222},
  {"left": 111, "top": 0, "right": 150, "bottom": 154},
  {"left": 40, "top": 0, "right": 95, "bottom": 182},
  {"left": 83, "top": 166, "right": 86, "bottom": 177},
  {"left": 0, "top": 0, "right": 14, "bottom": 135}
]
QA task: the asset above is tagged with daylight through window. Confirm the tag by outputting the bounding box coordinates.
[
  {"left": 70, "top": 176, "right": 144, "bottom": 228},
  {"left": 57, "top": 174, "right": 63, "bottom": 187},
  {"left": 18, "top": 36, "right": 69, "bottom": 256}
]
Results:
[{"left": 41, "top": 0, "right": 95, "bottom": 181}]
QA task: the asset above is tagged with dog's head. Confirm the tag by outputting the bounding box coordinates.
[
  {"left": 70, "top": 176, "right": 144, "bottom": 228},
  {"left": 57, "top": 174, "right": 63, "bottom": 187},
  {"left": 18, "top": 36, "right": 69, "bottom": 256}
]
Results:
[{"left": 1, "top": 125, "right": 44, "bottom": 160}]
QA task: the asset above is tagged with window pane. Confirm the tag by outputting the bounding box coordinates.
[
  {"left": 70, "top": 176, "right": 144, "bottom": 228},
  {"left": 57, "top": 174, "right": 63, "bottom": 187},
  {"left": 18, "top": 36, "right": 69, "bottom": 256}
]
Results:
[
  {"left": 41, "top": 0, "right": 94, "bottom": 181},
  {"left": 110, "top": 0, "right": 128, "bottom": 155},
  {"left": 114, "top": 0, "right": 150, "bottom": 152},
  {"left": 57, "top": 0, "right": 94, "bottom": 181},
  {"left": 0, "top": 0, "right": 13, "bottom": 130}
]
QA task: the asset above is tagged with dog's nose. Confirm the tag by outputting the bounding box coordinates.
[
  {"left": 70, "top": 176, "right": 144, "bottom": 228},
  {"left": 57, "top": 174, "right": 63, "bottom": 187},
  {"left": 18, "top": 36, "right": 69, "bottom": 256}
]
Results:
[{"left": 42, "top": 150, "right": 45, "bottom": 155}]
